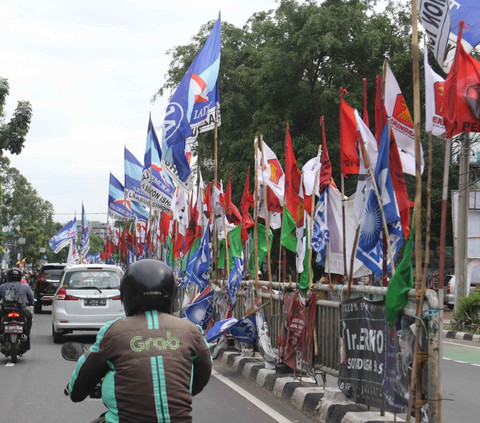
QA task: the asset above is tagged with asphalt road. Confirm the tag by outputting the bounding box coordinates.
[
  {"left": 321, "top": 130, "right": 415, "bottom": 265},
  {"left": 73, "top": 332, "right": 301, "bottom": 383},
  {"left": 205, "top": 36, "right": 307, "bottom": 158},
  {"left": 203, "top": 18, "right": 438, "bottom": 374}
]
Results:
[{"left": 0, "top": 307, "right": 317, "bottom": 423}]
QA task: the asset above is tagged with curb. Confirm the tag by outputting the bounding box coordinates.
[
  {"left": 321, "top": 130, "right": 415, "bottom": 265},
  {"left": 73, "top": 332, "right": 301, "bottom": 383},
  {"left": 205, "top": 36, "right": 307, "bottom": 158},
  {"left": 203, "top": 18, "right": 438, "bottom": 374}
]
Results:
[
  {"left": 214, "top": 349, "right": 404, "bottom": 422},
  {"left": 443, "top": 329, "right": 480, "bottom": 342}
]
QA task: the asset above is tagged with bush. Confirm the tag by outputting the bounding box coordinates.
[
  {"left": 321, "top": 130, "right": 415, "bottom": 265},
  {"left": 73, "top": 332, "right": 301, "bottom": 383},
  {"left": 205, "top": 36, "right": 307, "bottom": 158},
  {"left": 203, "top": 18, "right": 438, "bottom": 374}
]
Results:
[{"left": 453, "top": 290, "right": 480, "bottom": 333}]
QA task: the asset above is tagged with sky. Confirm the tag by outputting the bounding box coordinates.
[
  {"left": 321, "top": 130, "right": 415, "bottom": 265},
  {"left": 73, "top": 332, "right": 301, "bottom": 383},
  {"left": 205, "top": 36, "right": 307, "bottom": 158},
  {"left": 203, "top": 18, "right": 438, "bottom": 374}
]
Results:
[{"left": 1, "top": 0, "right": 280, "bottom": 224}]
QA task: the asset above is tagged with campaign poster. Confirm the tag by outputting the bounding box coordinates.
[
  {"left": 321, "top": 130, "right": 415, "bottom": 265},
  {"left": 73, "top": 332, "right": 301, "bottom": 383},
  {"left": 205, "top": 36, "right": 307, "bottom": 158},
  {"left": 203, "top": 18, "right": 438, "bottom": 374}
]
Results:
[{"left": 338, "top": 297, "right": 386, "bottom": 410}]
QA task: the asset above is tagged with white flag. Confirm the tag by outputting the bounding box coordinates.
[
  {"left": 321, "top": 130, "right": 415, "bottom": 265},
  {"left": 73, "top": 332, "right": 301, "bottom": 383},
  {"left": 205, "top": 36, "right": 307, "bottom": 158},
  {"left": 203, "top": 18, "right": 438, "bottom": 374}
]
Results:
[
  {"left": 384, "top": 63, "right": 424, "bottom": 175},
  {"left": 258, "top": 140, "right": 285, "bottom": 206},
  {"left": 302, "top": 154, "right": 321, "bottom": 197},
  {"left": 172, "top": 186, "right": 188, "bottom": 236},
  {"left": 424, "top": 45, "right": 446, "bottom": 137}
]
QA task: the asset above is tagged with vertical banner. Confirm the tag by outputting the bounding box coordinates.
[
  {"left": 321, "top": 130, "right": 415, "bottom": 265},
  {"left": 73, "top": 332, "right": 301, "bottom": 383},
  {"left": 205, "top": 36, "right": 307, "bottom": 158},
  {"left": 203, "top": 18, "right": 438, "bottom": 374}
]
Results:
[{"left": 338, "top": 297, "right": 386, "bottom": 410}]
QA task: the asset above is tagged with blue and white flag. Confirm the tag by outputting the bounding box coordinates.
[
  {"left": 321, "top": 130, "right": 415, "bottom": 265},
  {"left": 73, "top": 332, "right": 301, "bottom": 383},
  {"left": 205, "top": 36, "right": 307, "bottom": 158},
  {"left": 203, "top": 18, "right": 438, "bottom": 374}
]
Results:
[
  {"left": 183, "top": 286, "right": 214, "bottom": 331},
  {"left": 108, "top": 173, "right": 149, "bottom": 221},
  {"left": 139, "top": 117, "right": 176, "bottom": 211},
  {"left": 79, "top": 203, "right": 90, "bottom": 257},
  {"left": 184, "top": 226, "right": 212, "bottom": 292},
  {"left": 227, "top": 256, "right": 243, "bottom": 308},
  {"left": 311, "top": 190, "right": 329, "bottom": 265},
  {"left": 419, "top": 0, "right": 480, "bottom": 73},
  {"left": 206, "top": 318, "right": 238, "bottom": 343},
  {"left": 125, "top": 147, "right": 150, "bottom": 206},
  {"left": 230, "top": 315, "right": 257, "bottom": 344},
  {"left": 162, "top": 16, "right": 221, "bottom": 182},
  {"left": 356, "top": 122, "right": 402, "bottom": 277},
  {"left": 49, "top": 218, "right": 77, "bottom": 254}
]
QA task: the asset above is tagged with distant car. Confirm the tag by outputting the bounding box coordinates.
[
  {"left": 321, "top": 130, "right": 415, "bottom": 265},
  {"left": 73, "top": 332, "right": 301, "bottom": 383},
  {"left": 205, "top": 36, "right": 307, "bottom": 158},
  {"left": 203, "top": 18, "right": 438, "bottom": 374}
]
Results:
[
  {"left": 34, "top": 263, "right": 67, "bottom": 313},
  {"left": 444, "top": 275, "right": 478, "bottom": 309},
  {"left": 51, "top": 264, "right": 125, "bottom": 343}
]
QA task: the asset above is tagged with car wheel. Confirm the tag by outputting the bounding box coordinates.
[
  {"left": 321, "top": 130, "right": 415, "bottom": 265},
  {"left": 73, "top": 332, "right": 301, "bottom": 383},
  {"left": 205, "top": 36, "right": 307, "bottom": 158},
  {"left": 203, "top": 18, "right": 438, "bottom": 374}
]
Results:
[
  {"left": 52, "top": 324, "right": 63, "bottom": 344},
  {"left": 448, "top": 304, "right": 454, "bottom": 310},
  {"left": 34, "top": 303, "right": 42, "bottom": 314}
]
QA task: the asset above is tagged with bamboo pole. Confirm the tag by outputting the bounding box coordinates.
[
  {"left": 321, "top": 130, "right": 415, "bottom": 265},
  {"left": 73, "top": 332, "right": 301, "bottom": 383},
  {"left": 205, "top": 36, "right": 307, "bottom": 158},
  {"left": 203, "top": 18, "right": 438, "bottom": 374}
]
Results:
[
  {"left": 254, "top": 138, "right": 260, "bottom": 292},
  {"left": 223, "top": 218, "right": 229, "bottom": 288},
  {"left": 260, "top": 135, "right": 274, "bottom": 316},
  {"left": 341, "top": 174, "right": 348, "bottom": 283},
  {"left": 422, "top": 133, "right": 433, "bottom": 287},
  {"left": 308, "top": 146, "right": 322, "bottom": 289},
  {"left": 213, "top": 122, "right": 219, "bottom": 285},
  {"left": 407, "top": 0, "right": 424, "bottom": 420}
]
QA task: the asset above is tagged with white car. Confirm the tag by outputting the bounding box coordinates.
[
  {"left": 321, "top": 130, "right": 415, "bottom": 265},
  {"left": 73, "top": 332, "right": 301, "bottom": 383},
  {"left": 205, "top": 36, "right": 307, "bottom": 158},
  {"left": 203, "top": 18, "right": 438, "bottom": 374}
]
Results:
[{"left": 52, "top": 264, "right": 125, "bottom": 343}]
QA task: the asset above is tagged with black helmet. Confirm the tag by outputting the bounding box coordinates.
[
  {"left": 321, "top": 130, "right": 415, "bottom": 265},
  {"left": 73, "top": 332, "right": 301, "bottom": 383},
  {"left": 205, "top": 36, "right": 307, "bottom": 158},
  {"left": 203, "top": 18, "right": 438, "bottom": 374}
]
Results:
[
  {"left": 7, "top": 268, "right": 22, "bottom": 282},
  {"left": 121, "top": 259, "right": 177, "bottom": 316}
]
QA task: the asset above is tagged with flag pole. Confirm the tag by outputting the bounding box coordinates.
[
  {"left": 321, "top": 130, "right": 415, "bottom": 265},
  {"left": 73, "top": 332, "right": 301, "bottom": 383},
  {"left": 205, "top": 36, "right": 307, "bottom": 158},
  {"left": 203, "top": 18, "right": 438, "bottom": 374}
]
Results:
[
  {"left": 213, "top": 122, "right": 219, "bottom": 286},
  {"left": 340, "top": 174, "right": 348, "bottom": 283},
  {"left": 260, "top": 135, "right": 274, "bottom": 315},
  {"left": 254, "top": 137, "right": 260, "bottom": 294},
  {"left": 149, "top": 114, "right": 153, "bottom": 259},
  {"left": 406, "top": 0, "right": 425, "bottom": 420}
]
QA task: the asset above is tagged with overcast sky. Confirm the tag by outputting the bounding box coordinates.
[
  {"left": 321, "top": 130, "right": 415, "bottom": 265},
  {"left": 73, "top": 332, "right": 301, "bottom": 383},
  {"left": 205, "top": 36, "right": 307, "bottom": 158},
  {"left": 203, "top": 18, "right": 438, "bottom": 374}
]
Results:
[{"left": 1, "top": 0, "right": 280, "bottom": 224}]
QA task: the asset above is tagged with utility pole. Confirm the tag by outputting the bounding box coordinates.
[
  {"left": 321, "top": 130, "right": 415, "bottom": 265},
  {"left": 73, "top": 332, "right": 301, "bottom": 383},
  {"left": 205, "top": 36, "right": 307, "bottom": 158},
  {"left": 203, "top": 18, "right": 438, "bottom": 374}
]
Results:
[{"left": 455, "top": 132, "right": 470, "bottom": 310}]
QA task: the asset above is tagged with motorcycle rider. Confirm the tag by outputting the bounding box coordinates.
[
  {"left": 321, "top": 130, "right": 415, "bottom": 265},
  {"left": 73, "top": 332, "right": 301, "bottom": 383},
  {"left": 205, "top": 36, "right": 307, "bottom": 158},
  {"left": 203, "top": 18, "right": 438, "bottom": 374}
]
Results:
[
  {"left": 0, "top": 267, "right": 34, "bottom": 348},
  {"left": 67, "top": 259, "right": 212, "bottom": 423}
]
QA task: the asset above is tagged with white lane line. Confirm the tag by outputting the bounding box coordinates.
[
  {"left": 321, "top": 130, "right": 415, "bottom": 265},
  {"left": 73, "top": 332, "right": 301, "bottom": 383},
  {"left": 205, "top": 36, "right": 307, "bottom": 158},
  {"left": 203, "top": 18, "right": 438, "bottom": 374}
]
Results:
[
  {"left": 443, "top": 357, "right": 453, "bottom": 361},
  {"left": 5, "top": 362, "right": 14, "bottom": 367},
  {"left": 444, "top": 340, "right": 480, "bottom": 350},
  {"left": 212, "top": 369, "right": 292, "bottom": 423}
]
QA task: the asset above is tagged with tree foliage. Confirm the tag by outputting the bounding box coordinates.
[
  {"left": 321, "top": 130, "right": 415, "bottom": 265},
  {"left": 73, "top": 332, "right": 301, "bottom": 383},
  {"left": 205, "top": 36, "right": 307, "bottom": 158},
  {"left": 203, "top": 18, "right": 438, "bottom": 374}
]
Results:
[
  {"left": 155, "top": 0, "right": 456, "bottom": 274},
  {"left": 0, "top": 77, "right": 32, "bottom": 156}
]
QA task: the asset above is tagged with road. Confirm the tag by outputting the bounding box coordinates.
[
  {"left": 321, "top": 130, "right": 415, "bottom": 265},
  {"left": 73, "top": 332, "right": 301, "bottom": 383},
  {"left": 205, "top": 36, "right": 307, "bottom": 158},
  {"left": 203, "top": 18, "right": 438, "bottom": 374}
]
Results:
[{"left": 0, "top": 307, "right": 316, "bottom": 423}]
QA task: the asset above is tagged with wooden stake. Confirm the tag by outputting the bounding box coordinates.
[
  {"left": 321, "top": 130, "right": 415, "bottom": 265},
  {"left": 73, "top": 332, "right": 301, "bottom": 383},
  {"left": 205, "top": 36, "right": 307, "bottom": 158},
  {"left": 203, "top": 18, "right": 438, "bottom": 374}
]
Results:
[{"left": 254, "top": 138, "right": 260, "bottom": 292}]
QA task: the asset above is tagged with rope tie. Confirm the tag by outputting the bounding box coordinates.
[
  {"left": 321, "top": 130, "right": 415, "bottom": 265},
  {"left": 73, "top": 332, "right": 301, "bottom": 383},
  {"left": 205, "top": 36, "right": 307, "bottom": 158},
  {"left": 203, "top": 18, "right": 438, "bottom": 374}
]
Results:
[
  {"left": 415, "top": 400, "right": 428, "bottom": 409},
  {"left": 418, "top": 351, "right": 429, "bottom": 363}
]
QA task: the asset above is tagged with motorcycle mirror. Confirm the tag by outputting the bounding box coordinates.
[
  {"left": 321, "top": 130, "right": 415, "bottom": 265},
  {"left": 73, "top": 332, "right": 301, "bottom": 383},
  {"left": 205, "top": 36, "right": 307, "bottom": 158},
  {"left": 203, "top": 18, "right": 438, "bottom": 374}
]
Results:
[{"left": 61, "top": 342, "right": 88, "bottom": 361}]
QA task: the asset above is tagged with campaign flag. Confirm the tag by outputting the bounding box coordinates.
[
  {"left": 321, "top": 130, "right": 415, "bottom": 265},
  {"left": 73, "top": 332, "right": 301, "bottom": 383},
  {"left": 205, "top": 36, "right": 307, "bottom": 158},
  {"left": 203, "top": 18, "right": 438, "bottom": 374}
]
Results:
[
  {"left": 386, "top": 226, "right": 414, "bottom": 326},
  {"left": 319, "top": 118, "right": 334, "bottom": 194},
  {"left": 124, "top": 148, "right": 150, "bottom": 207},
  {"left": 184, "top": 226, "right": 212, "bottom": 292},
  {"left": 311, "top": 190, "right": 329, "bottom": 265},
  {"left": 229, "top": 315, "right": 257, "bottom": 344},
  {"left": 67, "top": 239, "right": 80, "bottom": 264},
  {"left": 183, "top": 285, "right": 214, "bottom": 331},
  {"left": 356, "top": 122, "right": 403, "bottom": 277},
  {"left": 443, "top": 28, "right": 480, "bottom": 138},
  {"left": 227, "top": 256, "right": 244, "bottom": 308},
  {"left": 419, "top": 0, "right": 480, "bottom": 73},
  {"left": 384, "top": 63, "right": 423, "bottom": 176},
  {"left": 206, "top": 318, "right": 238, "bottom": 343},
  {"left": 239, "top": 167, "right": 254, "bottom": 243},
  {"left": 162, "top": 17, "right": 221, "bottom": 182},
  {"left": 424, "top": 45, "right": 446, "bottom": 136},
  {"left": 49, "top": 218, "right": 77, "bottom": 254},
  {"left": 258, "top": 139, "right": 285, "bottom": 206},
  {"left": 225, "top": 174, "right": 242, "bottom": 225},
  {"left": 248, "top": 224, "right": 273, "bottom": 277},
  {"left": 339, "top": 89, "right": 360, "bottom": 176},
  {"left": 140, "top": 117, "right": 175, "bottom": 212},
  {"left": 108, "top": 173, "right": 148, "bottom": 221},
  {"left": 79, "top": 203, "right": 90, "bottom": 257},
  {"left": 302, "top": 154, "right": 321, "bottom": 197}
]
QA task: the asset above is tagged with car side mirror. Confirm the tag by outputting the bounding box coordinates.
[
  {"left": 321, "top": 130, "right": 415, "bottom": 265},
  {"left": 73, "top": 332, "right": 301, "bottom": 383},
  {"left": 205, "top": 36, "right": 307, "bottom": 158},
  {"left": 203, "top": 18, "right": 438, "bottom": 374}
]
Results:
[{"left": 61, "top": 342, "right": 88, "bottom": 361}]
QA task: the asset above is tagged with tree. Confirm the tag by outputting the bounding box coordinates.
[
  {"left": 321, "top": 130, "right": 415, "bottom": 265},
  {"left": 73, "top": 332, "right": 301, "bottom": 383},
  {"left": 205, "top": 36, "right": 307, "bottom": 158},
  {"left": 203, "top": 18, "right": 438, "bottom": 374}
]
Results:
[
  {"left": 155, "top": 0, "right": 454, "bottom": 275},
  {"left": 0, "top": 77, "right": 32, "bottom": 156}
]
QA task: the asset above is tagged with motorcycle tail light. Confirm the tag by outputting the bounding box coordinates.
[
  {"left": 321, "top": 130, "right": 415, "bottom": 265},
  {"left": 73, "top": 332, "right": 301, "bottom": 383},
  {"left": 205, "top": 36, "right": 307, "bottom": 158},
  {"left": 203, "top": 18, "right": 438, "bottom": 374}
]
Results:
[{"left": 7, "top": 312, "right": 20, "bottom": 318}]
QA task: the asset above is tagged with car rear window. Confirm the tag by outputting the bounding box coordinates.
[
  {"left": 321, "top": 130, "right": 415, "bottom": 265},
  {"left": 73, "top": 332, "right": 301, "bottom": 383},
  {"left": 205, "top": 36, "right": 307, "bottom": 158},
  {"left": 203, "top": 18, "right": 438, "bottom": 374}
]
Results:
[
  {"left": 43, "top": 268, "right": 64, "bottom": 279},
  {"left": 63, "top": 270, "right": 121, "bottom": 289}
]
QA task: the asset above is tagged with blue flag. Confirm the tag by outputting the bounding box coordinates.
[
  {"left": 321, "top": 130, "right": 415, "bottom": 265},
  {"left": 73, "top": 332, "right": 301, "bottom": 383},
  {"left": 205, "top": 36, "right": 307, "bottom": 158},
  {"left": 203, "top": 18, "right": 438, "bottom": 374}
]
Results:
[
  {"left": 162, "top": 16, "right": 221, "bottom": 182},
  {"left": 183, "top": 286, "right": 214, "bottom": 331},
  {"left": 184, "top": 226, "right": 211, "bottom": 292},
  {"left": 206, "top": 318, "right": 238, "bottom": 343},
  {"left": 108, "top": 173, "right": 149, "bottom": 221},
  {"left": 125, "top": 147, "right": 150, "bottom": 207},
  {"left": 206, "top": 315, "right": 257, "bottom": 344},
  {"left": 227, "top": 256, "right": 243, "bottom": 308},
  {"left": 311, "top": 190, "right": 329, "bottom": 265},
  {"left": 79, "top": 204, "right": 90, "bottom": 257},
  {"left": 49, "top": 218, "right": 77, "bottom": 254},
  {"left": 356, "top": 122, "right": 403, "bottom": 276}
]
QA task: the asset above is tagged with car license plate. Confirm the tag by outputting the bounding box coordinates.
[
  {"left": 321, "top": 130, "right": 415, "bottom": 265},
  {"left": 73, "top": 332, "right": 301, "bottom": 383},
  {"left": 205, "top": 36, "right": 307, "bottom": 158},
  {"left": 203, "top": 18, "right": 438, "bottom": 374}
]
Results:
[
  {"left": 84, "top": 299, "right": 106, "bottom": 306},
  {"left": 4, "top": 325, "right": 23, "bottom": 334}
]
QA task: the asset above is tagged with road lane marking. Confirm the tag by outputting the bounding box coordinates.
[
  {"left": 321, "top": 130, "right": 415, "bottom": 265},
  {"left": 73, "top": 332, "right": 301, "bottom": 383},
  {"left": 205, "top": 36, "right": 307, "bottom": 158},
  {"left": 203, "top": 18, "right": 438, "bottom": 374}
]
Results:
[
  {"left": 212, "top": 369, "right": 292, "bottom": 423},
  {"left": 444, "top": 341, "right": 480, "bottom": 350}
]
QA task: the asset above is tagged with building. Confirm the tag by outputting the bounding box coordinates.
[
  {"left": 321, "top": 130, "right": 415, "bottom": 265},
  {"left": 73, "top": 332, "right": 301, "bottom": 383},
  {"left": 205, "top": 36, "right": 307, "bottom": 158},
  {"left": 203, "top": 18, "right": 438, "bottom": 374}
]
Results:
[{"left": 76, "top": 220, "right": 108, "bottom": 241}]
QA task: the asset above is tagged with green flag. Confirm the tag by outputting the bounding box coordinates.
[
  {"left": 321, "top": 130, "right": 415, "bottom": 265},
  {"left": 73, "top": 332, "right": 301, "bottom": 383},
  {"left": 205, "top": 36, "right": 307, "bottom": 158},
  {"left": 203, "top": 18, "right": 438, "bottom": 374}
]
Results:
[
  {"left": 385, "top": 226, "right": 414, "bottom": 326},
  {"left": 281, "top": 207, "right": 297, "bottom": 252},
  {"left": 248, "top": 224, "right": 273, "bottom": 277},
  {"left": 219, "top": 225, "right": 242, "bottom": 270},
  {"left": 167, "top": 236, "right": 174, "bottom": 268}
]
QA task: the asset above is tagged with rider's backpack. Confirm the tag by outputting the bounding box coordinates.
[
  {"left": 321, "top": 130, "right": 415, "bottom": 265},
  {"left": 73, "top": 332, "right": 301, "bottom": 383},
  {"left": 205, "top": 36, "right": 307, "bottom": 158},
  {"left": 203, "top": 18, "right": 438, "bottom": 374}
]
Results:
[{"left": 4, "top": 283, "right": 22, "bottom": 308}]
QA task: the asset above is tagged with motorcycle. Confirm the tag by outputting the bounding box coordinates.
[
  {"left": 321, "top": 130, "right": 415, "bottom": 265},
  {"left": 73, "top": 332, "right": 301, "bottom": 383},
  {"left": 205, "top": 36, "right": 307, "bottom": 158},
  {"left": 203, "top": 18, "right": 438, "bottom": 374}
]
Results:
[
  {"left": 0, "top": 304, "right": 29, "bottom": 363},
  {"left": 62, "top": 342, "right": 102, "bottom": 399}
]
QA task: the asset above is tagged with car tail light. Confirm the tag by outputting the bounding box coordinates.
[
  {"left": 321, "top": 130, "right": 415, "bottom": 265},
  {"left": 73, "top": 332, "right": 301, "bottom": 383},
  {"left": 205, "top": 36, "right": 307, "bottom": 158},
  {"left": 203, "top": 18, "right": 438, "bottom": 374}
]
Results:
[
  {"left": 38, "top": 273, "right": 44, "bottom": 288},
  {"left": 112, "top": 296, "right": 121, "bottom": 300},
  {"left": 7, "top": 312, "right": 20, "bottom": 318},
  {"left": 447, "top": 284, "right": 451, "bottom": 295},
  {"left": 56, "top": 287, "right": 78, "bottom": 301}
]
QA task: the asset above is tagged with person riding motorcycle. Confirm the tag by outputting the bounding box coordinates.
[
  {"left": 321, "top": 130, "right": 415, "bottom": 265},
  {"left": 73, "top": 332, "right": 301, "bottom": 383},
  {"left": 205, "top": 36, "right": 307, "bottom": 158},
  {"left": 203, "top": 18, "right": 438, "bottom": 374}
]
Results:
[
  {"left": 0, "top": 267, "right": 34, "bottom": 349},
  {"left": 67, "top": 259, "right": 212, "bottom": 423}
]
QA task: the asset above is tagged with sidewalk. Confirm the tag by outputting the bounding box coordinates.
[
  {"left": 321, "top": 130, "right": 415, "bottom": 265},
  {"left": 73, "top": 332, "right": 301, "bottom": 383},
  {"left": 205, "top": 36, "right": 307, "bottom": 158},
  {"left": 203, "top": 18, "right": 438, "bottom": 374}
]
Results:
[{"left": 442, "top": 307, "right": 480, "bottom": 342}]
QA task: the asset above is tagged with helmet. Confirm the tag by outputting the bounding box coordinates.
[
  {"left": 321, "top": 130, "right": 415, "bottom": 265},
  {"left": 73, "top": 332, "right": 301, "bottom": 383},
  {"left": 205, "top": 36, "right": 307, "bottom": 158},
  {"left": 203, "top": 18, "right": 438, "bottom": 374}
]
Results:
[
  {"left": 7, "top": 268, "right": 22, "bottom": 282},
  {"left": 120, "top": 260, "right": 177, "bottom": 316}
]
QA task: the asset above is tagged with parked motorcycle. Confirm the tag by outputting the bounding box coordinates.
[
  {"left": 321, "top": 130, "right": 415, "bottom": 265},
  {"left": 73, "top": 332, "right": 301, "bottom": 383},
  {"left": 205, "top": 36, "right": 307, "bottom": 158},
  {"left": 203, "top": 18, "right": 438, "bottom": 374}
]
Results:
[{"left": 0, "top": 305, "right": 29, "bottom": 363}]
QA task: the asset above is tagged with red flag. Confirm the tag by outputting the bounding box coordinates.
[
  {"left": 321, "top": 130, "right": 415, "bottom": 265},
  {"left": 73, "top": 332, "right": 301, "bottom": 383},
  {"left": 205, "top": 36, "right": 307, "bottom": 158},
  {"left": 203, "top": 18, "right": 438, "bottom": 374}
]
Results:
[
  {"left": 284, "top": 123, "right": 302, "bottom": 216},
  {"left": 172, "top": 221, "right": 185, "bottom": 259},
  {"left": 240, "top": 167, "right": 254, "bottom": 243},
  {"left": 184, "top": 192, "right": 199, "bottom": 253},
  {"left": 443, "top": 24, "right": 480, "bottom": 138},
  {"left": 225, "top": 174, "right": 242, "bottom": 225},
  {"left": 339, "top": 89, "right": 360, "bottom": 176},
  {"left": 362, "top": 78, "right": 370, "bottom": 128},
  {"left": 205, "top": 182, "right": 212, "bottom": 224},
  {"left": 319, "top": 117, "right": 333, "bottom": 193}
]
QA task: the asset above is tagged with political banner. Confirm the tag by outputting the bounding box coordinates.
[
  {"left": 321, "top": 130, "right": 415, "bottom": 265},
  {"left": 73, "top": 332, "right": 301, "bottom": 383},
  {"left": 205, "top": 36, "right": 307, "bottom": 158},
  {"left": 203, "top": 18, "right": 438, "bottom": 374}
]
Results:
[
  {"left": 49, "top": 218, "right": 77, "bottom": 254},
  {"left": 339, "top": 297, "right": 387, "bottom": 410}
]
